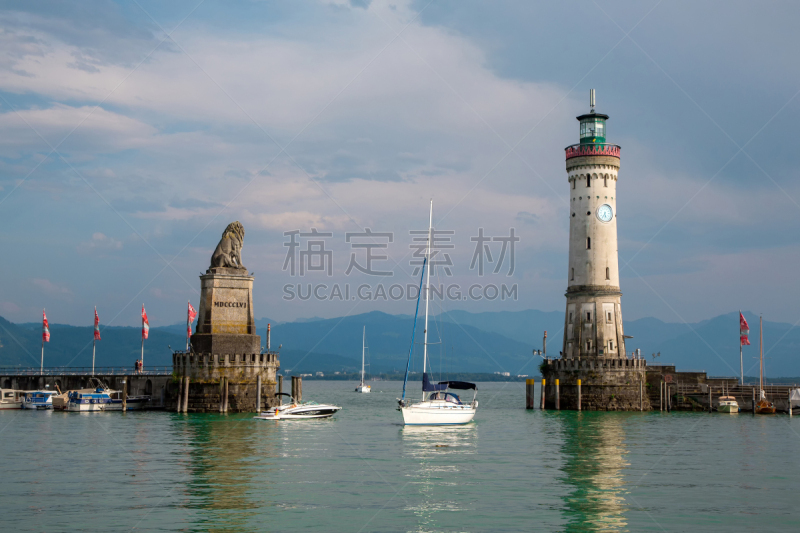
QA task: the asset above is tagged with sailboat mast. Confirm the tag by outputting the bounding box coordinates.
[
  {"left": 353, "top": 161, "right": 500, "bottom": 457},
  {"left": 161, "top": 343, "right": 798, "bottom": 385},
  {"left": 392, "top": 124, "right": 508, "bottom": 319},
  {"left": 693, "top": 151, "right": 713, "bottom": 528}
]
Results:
[
  {"left": 422, "top": 200, "right": 432, "bottom": 401},
  {"left": 361, "top": 326, "right": 365, "bottom": 385},
  {"left": 759, "top": 315, "right": 763, "bottom": 394}
]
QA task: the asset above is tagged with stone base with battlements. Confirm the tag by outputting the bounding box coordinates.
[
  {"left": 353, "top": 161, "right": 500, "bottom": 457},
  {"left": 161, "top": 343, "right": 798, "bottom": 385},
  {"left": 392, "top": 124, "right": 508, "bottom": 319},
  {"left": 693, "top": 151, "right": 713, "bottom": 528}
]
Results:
[
  {"left": 541, "top": 358, "right": 651, "bottom": 411},
  {"left": 168, "top": 351, "right": 280, "bottom": 412}
]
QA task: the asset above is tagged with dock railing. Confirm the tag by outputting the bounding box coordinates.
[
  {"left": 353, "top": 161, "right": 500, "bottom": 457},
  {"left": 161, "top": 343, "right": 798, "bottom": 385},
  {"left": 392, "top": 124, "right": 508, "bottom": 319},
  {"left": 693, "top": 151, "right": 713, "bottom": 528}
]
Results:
[{"left": 0, "top": 366, "right": 174, "bottom": 376}]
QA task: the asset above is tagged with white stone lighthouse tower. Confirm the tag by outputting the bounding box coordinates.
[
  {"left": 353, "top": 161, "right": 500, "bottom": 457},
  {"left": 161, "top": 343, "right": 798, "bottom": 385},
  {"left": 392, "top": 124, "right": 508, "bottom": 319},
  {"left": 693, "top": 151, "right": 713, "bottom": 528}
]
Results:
[{"left": 562, "top": 90, "right": 626, "bottom": 360}]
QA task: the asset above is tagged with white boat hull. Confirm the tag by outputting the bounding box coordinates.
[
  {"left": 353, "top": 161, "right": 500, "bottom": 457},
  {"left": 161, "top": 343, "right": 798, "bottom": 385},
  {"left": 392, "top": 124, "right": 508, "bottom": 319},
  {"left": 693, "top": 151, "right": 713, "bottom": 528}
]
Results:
[
  {"left": 67, "top": 399, "right": 109, "bottom": 412},
  {"left": 254, "top": 403, "right": 341, "bottom": 420},
  {"left": 355, "top": 385, "right": 371, "bottom": 393},
  {"left": 400, "top": 400, "right": 477, "bottom": 425},
  {"left": 718, "top": 403, "right": 739, "bottom": 413},
  {"left": 0, "top": 401, "right": 22, "bottom": 410},
  {"left": 105, "top": 396, "right": 150, "bottom": 411}
]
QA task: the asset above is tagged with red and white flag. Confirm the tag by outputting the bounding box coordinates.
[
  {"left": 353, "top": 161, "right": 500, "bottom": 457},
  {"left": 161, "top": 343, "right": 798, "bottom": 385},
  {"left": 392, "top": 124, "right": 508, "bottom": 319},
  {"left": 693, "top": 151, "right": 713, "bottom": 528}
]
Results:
[
  {"left": 187, "top": 301, "right": 197, "bottom": 338},
  {"left": 142, "top": 305, "right": 149, "bottom": 340},
  {"left": 94, "top": 307, "right": 101, "bottom": 341},
  {"left": 740, "top": 312, "right": 750, "bottom": 346},
  {"left": 42, "top": 310, "right": 50, "bottom": 343}
]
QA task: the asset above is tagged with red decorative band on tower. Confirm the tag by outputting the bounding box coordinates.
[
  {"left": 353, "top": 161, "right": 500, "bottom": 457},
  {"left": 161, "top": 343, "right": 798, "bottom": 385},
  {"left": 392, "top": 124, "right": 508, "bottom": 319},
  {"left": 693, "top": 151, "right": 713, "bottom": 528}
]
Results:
[{"left": 565, "top": 143, "right": 621, "bottom": 160}]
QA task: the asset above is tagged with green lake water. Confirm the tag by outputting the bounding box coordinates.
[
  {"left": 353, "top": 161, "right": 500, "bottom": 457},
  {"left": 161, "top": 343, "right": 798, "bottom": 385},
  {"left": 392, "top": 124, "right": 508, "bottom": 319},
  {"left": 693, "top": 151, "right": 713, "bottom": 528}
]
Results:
[{"left": 1, "top": 381, "right": 797, "bottom": 532}]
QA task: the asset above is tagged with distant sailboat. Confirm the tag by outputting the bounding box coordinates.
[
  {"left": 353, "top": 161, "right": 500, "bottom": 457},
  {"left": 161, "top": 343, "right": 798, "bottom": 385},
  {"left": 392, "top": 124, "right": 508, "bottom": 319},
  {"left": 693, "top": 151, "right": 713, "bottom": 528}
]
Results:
[
  {"left": 355, "top": 326, "right": 371, "bottom": 393},
  {"left": 397, "top": 201, "right": 478, "bottom": 425},
  {"left": 755, "top": 316, "right": 776, "bottom": 414}
]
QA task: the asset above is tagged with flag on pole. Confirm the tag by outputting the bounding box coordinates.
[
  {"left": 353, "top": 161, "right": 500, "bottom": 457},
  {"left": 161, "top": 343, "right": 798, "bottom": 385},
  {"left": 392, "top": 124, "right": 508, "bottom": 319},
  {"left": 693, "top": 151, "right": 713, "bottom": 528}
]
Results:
[
  {"left": 42, "top": 310, "right": 50, "bottom": 343},
  {"left": 94, "top": 307, "right": 101, "bottom": 341},
  {"left": 740, "top": 312, "right": 750, "bottom": 346},
  {"left": 142, "top": 305, "right": 149, "bottom": 340},
  {"left": 187, "top": 301, "right": 197, "bottom": 338}
]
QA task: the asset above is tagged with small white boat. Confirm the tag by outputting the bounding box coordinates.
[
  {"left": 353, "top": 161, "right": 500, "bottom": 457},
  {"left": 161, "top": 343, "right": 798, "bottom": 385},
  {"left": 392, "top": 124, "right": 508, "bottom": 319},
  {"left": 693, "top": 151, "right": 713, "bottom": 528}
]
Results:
[
  {"left": 254, "top": 393, "right": 341, "bottom": 420},
  {"left": 717, "top": 395, "right": 739, "bottom": 413},
  {"left": 67, "top": 388, "right": 111, "bottom": 412},
  {"left": 0, "top": 389, "right": 23, "bottom": 409},
  {"left": 355, "top": 326, "right": 371, "bottom": 393},
  {"left": 21, "top": 390, "right": 58, "bottom": 410}
]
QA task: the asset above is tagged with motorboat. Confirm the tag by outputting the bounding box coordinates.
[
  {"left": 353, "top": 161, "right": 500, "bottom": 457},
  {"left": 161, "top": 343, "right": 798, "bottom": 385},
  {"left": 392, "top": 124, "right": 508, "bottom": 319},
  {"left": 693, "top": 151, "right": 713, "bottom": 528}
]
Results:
[
  {"left": 717, "top": 395, "right": 739, "bottom": 413},
  {"left": 0, "top": 389, "right": 23, "bottom": 409},
  {"left": 355, "top": 326, "right": 371, "bottom": 393},
  {"left": 397, "top": 201, "right": 478, "bottom": 426},
  {"left": 67, "top": 388, "right": 112, "bottom": 412},
  {"left": 20, "top": 390, "right": 58, "bottom": 410},
  {"left": 106, "top": 390, "right": 151, "bottom": 411},
  {"left": 254, "top": 393, "right": 341, "bottom": 420}
]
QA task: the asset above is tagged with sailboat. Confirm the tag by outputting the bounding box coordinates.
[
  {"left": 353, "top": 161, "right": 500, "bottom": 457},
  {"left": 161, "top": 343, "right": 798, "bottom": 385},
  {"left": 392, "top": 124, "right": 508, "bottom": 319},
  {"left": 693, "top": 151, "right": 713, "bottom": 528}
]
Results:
[
  {"left": 755, "top": 315, "right": 776, "bottom": 414},
  {"left": 355, "top": 326, "right": 371, "bottom": 393},
  {"left": 397, "top": 201, "right": 478, "bottom": 425}
]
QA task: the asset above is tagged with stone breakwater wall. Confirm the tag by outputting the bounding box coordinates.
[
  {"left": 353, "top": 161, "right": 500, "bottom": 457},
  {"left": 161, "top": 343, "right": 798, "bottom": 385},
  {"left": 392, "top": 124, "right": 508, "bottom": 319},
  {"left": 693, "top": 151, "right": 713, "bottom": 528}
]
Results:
[
  {"left": 0, "top": 374, "right": 170, "bottom": 407},
  {"left": 541, "top": 358, "right": 651, "bottom": 411},
  {"left": 170, "top": 351, "right": 280, "bottom": 412}
]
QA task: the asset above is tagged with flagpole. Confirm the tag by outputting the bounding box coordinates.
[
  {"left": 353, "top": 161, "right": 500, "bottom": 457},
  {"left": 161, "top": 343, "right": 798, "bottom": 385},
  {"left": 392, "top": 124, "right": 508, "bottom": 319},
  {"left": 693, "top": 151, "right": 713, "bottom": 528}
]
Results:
[
  {"left": 41, "top": 336, "right": 44, "bottom": 375},
  {"left": 186, "top": 305, "right": 190, "bottom": 352},
  {"left": 739, "top": 309, "right": 743, "bottom": 386},
  {"left": 93, "top": 338, "right": 96, "bottom": 376}
]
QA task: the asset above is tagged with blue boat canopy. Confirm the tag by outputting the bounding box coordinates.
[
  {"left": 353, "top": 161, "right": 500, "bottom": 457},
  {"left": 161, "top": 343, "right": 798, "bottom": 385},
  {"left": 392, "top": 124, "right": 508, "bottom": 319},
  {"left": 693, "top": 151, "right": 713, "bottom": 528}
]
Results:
[
  {"left": 437, "top": 381, "right": 477, "bottom": 390},
  {"left": 422, "top": 373, "right": 448, "bottom": 392}
]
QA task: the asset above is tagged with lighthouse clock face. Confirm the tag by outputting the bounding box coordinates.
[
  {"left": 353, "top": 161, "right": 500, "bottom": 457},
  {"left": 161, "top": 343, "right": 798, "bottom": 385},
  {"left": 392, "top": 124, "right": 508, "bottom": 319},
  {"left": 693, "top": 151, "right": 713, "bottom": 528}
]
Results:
[{"left": 597, "top": 204, "right": 613, "bottom": 222}]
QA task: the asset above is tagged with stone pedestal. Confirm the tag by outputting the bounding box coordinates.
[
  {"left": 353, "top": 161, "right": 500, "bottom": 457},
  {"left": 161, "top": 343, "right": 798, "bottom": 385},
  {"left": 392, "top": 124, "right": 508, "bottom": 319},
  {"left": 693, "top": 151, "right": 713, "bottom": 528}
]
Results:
[
  {"left": 171, "top": 266, "right": 280, "bottom": 413},
  {"left": 541, "top": 358, "right": 651, "bottom": 411}
]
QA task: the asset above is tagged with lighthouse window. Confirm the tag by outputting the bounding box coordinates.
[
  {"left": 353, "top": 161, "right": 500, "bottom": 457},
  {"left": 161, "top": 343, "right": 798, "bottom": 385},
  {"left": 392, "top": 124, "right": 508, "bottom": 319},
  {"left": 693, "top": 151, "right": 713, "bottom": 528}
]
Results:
[
  {"left": 587, "top": 312, "right": 592, "bottom": 322},
  {"left": 569, "top": 312, "right": 573, "bottom": 323},
  {"left": 571, "top": 268, "right": 574, "bottom": 281},
  {"left": 604, "top": 176, "right": 608, "bottom": 187},
  {"left": 607, "top": 311, "right": 612, "bottom": 322},
  {"left": 572, "top": 179, "right": 576, "bottom": 189},
  {"left": 606, "top": 267, "right": 610, "bottom": 280},
  {"left": 609, "top": 341, "right": 614, "bottom": 350},
  {"left": 587, "top": 237, "right": 591, "bottom": 249},
  {"left": 587, "top": 341, "right": 592, "bottom": 351},
  {"left": 586, "top": 175, "right": 591, "bottom": 188}
]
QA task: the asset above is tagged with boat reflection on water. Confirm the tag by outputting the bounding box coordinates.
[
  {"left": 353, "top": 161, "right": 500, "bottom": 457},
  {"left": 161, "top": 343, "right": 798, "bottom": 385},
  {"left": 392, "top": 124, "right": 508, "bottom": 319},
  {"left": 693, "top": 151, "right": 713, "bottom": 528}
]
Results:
[
  {"left": 400, "top": 424, "right": 478, "bottom": 531},
  {"left": 558, "top": 412, "right": 630, "bottom": 532},
  {"left": 183, "top": 415, "right": 279, "bottom": 531}
]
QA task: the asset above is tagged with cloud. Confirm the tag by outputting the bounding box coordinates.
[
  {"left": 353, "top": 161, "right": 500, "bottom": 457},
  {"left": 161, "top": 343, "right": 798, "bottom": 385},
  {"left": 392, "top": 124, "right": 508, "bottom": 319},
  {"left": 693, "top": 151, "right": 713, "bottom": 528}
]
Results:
[
  {"left": 77, "top": 232, "right": 123, "bottom": 253},
  {"left": 31, "top": 278, "right": 71, "bottom": 295}
]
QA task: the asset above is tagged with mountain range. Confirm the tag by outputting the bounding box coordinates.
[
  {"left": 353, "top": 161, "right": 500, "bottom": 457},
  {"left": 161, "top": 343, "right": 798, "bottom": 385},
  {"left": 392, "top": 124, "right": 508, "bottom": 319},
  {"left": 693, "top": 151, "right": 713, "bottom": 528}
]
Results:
[{"left": 0, "top": 310, "right": 796, "bottom": 377}]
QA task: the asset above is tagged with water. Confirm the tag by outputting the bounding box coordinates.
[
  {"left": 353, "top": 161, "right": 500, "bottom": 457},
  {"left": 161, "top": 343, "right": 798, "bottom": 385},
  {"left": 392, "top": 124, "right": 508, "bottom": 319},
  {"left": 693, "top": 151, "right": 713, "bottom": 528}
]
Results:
[{"left": 1, "top": 381, "right": 797, "bottom": 532}]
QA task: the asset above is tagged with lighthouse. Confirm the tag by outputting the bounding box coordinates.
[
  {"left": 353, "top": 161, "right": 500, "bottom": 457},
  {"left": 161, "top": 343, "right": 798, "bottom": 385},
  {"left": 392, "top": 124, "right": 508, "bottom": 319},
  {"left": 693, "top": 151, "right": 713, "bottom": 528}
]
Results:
[
  {"left": 562, "top": 89, "right": 625, "bottom": 361},
  {"left": 540, "top": 90, "right": 649, "bottom": 411}
]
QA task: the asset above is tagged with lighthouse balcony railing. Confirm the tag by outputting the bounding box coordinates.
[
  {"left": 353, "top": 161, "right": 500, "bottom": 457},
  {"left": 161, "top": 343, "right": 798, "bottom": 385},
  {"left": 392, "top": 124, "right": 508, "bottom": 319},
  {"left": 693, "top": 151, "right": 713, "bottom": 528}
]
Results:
[{"left": 565, "top": 143, "right": 620, "bottom": 160}]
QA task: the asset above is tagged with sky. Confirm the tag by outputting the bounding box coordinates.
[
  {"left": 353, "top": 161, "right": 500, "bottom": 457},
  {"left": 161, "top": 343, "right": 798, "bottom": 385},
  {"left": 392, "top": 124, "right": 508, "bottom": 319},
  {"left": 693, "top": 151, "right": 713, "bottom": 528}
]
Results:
[{"left": 1, "top": 0, "right": 799, "bottom": 329}]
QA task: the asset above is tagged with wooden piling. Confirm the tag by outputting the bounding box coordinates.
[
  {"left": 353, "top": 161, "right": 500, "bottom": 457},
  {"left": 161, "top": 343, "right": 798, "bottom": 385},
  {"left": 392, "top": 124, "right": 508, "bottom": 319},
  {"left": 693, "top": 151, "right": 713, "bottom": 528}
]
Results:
[
  {"left": 752, "top": 387, "right": 756, "bottom": 414},
  {"left": 122, "top": 377, "right": 127, "bottom": 412},
  {"left": 223, "top": 378, "right": 229, "bottom": 413},
  {"left": 176, "top": 376, "right": 183, "bottom": 412},
  {"left": 555, "top": 379, "right": 560, "bottom": 410},
  {"left": 256, "top": 375, "right": 262, "bottom": 412},
  {"left": 640, "top": 380, "right": 643, "bottom": 411},
  {"left": 183, "top": 376, "right": 190, "bottom": 413},
  {"left": 540, "top": 378, "right": 546, "bottom": 410},
  {"left": 708, "top": 386, "right": 712, "bottom": 413},
  {"left": 219, "top": 378, "right": 224, "bottom": 413},
  {"left": 278, "top": 375, "right": 283, "bottom": 395},
  {"left": 525, "top": 379, "right": 535, "bottom": 409},
  {"left": 296, "top": 376, "right": 303, "bottom": 403},
  {"left": 577, "top": 379, "right": 581, "bottom": 411}
]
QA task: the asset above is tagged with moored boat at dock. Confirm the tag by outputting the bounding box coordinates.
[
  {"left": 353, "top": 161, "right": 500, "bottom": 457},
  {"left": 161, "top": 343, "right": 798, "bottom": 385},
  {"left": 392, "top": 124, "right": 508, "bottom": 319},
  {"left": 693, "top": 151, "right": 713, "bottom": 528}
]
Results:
[
  {"left": 717, "top": 396, "right": 739, "bottom": 413},
  {"left": 0, "top": 389, "right": 24, "bottom": 409},
  {"left": 67, "top": 389, "right": 111, "bottom": 412},
  {"left": 21, "top": 390, "right": 57, "bottom": 410},
  {"left": 254, "top": 393, "right": 341, "bottom": 420}
]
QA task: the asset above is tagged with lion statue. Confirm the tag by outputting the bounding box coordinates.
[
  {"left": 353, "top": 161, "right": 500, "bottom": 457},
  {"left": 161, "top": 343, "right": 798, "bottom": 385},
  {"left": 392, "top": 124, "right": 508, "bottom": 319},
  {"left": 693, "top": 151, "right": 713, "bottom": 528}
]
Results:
[{"left": 210, "top": 221, "right": 246, "bottom": 270}]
